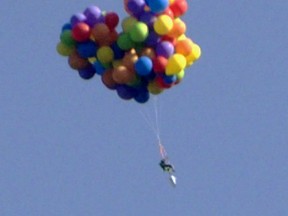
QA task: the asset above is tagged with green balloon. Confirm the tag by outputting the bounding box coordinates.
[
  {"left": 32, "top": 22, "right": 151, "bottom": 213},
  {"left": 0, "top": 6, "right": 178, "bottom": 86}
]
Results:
[
  {"left": 129, "top": 22, "right": 148, "bottom": 43},
  {"left": 121, "top": 16, "right": 138, "bottom": 33},
  {"left": 117, "top": 33, "right": 135, "bottom": 51},
  {"left": 60, "top": 30, "right": 76, "bottom": 47}
]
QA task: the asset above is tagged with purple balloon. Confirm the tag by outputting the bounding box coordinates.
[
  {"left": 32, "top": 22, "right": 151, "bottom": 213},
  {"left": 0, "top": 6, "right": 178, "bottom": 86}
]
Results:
[
  {"left": 127, "top": 0, "right": 146, "bottom": 17},
  {"left": 70, "top": 13, "right": 87, "bottom": 27},
  {"left": 139, "top": 12, "right": 156, "bottom": 28},
  {"left": 83, "top": 6, "right": 103, "bottom": 27},
  {"left": 156, "top": 41, "right": 174, "bottom": 58},
  {"left": 145, "top": 31, "right": 160, "bottom": 47}
]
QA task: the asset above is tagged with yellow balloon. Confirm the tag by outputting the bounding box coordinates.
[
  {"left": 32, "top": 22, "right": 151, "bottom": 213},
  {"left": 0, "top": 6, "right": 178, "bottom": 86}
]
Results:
[
  {"left": 186, "top": 43, "right": 202, "bottom": 66},
  {"left": 177, "top": 34, "right": 187, "bottom": 41},
  {"left": 97, "top": 46, "right": 114, "bottom": 64},
  {"left": 148, "top": 81, "right": 163, "bottom": 95},
  {"left": 154, "top": 15, "right": 173, "bottom": 35},
  {"left": 176, "top": 70, "right": 185, "bottom": 81},
  {"left": 169, "top": 0, "right": 175, "bottom": 5},
  {"left": 56, "top": 42, "right": 74, "bottom": 56},
  {"left": 165, "top": 54, "right": 187, "bottom": 75},
  {"left": 88, "top": 57, "right": 97, "bottom": 64}
]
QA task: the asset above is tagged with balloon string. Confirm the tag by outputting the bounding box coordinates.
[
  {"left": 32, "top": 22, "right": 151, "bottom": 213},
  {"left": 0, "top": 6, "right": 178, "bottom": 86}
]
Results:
[{"left": 139, "top": 96, "right": 168, "bottom": 159}]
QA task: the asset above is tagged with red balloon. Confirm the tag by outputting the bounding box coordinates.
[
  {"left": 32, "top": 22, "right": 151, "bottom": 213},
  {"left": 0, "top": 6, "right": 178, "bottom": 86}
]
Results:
[
  {"left": 105, "top": 12, "right": 119, "bottom": 30},
  {"left": 153, "top": 56, "right": 167, "bottom": 73},
  {"left": 161, "top": 7, "right": 174, "bottom": 19},
  {"left": 169, "top": 0, "right": 188, "bottom": 17},
  {"left": 72, "top": 22, "right": 91, "bottom": 42},
  {"left": 155, "top": 76, "right": 172, "bottom": 89}
]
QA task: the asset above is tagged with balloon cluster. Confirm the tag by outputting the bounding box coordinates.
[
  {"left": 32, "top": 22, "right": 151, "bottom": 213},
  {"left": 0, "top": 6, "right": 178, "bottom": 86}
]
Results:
[{"left": 57, "top": 0, "right": 201, "bottom": 103}]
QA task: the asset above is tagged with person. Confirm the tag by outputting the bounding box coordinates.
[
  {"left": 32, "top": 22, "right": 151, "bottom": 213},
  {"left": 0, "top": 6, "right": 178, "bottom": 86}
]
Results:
[{"left": 159, "top": 158, "right": 175, "bottom": 173}]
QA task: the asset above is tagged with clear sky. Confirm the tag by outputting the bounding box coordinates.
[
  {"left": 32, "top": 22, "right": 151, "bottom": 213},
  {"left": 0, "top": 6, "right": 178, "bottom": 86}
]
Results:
[{"left": 1, "top": 1, "right": 288, "bottom": 215}]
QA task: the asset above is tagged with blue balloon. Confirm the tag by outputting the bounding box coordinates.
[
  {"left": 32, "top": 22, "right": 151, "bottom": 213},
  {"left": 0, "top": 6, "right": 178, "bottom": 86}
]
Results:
[
  {"left": 145, "top": 0, "right": 169, "bottom": 13},
  {"left": 93, "top": 61, "right": 106, "bottom": 75},
  {"left": 111, "top": 42, "right": 125, "bottom": 60},
  {"left": 163, "top": 74, "right": 177, "bottom": 84},
  {"left": 61, "top": 23, "right": 72, "bottom": 32},
  {"left": 134, "top": 88, "right": 149, "bottom": 103},
  {"left": 135, "top": 56, "right": 153, "bottom": 76},
  {"left": 116, "top": 85, "right": 136, "bottom": 100},
  {"left": 77, "top": 41, "right": 98, "bottom": 58},
  {"left": 78, "top": 65, "right": 96, "bottom": 80}
]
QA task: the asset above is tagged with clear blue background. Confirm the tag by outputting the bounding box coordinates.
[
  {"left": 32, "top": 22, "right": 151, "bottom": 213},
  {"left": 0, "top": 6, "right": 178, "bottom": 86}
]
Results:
[{"left": 1, "top": 1, "right": 287, "bottom": 215}]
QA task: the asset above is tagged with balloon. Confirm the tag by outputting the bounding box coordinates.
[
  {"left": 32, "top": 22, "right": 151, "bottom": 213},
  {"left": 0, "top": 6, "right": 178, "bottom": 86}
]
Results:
[
  {"left": 155, "top": 76, "right": 172, "bottom": 88},
  {"left": 169, "top": 0, "right": 188, "bottom": 17},
  {"left": 77, "top": 41, "right": 97, "bottom": 58},
  {"left": 91, "top": 23, "right": 110, "bottom": 45},
  {"left": 105, "top": 12, "right": 119, "bottom": 30},
  {"left": 72, "top": 22, "right": 91, "bottom": 42},
  {"left": 68, "top": 51, "right": 90, "bottom": 70},
  {"left": 125, "top": 0, "right": 146, "bottom": 17},
  {"left": 135, "top": 56, "right": 153, "bottom": 76},
  {"left": 156, "top": 40, "right": 174, "bottom": 58},
  {"left": 140, "top": 47, "right": 155, "bottom": 59},
  {"left": 84, "top": 6, "right": 103, "bottom": 26},
  {"left": 162, "top": 74, "right": 177, "bottom": 84},
  {"left": 93, "top": 61, "right": 106, "bottom": 75},
  {"left": 60, "top": 30, "right": 76, "bottom": 47},
  {"left": 145, "top": 0, "right": 169, "bottom": 14},
  {"left": 161, "top": 7, "right": 174, "bottom": 18},
  {"left": 153, "top": 15, "right": 174, "bottom": 35},
  {"left": 148, "top": 81, "right": 164, "bottom": 95},
  {"left": 175, "top": 38, "right": 193, "bottom": 56},
  {"left": 145, "top": 31, "right": 161, "bottom": 46},
  {"left": 134, "top": 88, "right": 149, "bottom": 103},
  {"left": 117, "top": 33, "right": 135, "bottom": 50},
  {"left": 101, "top": 69, "right": 118, "bottom": 89},
  {"left": 56, "top": 42, "right": 74, "bottom": 56},
  {"left": 111, "top": 42, "right": 125, "bottom": 59},
  {"left": 62, "top": 23, "right": 72, "bottom": 32},
  {"left": 186, "top": 43, "right": 201, "bottom": 66},
  {"left": 78, "top": 64, "right": 96, "bottom": 80},
  {"left": 167, "top": 18, "right": 186, "bottom": 38},
  {"left": 121, "top": 16, "right": 138, "bottom": 33},
  {"left": 152, "top": 56, "right": 167, "bottom": 73},
  {"left": 97, "top": 46, "right": 114, "bottom": 64},
  {"left": 70, "top": 13, "right": 87, "bottom": 27},
  {"left": 175, "top": 69, "right": 185, "bottom": 83},
  {"left": 112, "top": 65, "right": 136, "bottom": 84},
  {"left": 122, "top": 49, "right": 138, "bottom": 70},
  {"left": 165, "top": 53, "right": 186, "bottom": 75},
  {"left": 139, "top": 12, "right": 156, "bottom": 28},
  {"left": 117, "top": 85, "right": 136, "bottom": 100},
  {"left": 129, "top": 22, "right": 149, "bottom": 42}
]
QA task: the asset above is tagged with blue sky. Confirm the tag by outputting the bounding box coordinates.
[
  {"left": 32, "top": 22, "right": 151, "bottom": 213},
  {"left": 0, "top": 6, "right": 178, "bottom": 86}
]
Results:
[{"left": 1, "top": 1, "right": 288, "bottom": 215}]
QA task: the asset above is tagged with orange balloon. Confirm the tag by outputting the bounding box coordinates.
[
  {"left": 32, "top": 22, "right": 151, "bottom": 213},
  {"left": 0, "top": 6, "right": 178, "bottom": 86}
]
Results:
[
  {"left": 167, "top": 18, "right": 186, "bottom": 38},
  {"left": 175, "top": 38, "right": 193, "bottom": 56},
  {"left": 141, "top": 47, "right": 155, "bottom": 58},
  {"left": 91, "top": 23, "right": 110, "bottom": 45},
  {"left": 122, "top": 49, "right": 138, "bottom": 71},
  {"left": 68, "top": 51, "right": 90, "bottom": 70},
  {"left": 101, "top": 69, "right": 117, "bottom": 89},
  {"left": 112, "top": 65, "right": 136, "bottom": 84}
]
